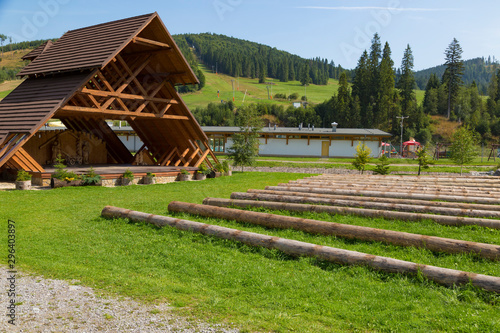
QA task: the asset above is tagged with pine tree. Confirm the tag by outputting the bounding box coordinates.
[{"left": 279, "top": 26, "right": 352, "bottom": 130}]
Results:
[
  {"left": 377, "top": 42, "right": 395, "bottom": 129},
  {"left": 443, "top": 38, "right": 464, "bottom": 119},
  {"left": 352, "top": 142, "right": 372, "bottom": 174},
  {"left": 352, "top": 50, "right": 370, "bottom": 124},
  {"left": 336, "top": 71, "right": 351, "bottom": 126},
  {"left": 398, "top": 45, "right": 416, "bottom": 119},
  {"left": 299, "top": 62, "right": 311, "bottom": 86}
]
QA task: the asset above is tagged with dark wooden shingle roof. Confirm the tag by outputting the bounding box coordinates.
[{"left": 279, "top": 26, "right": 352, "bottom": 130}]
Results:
[
  {"left": 21, "top": 40, "right": 54, "bottom": 61},
  {"left": 18, "top": 13, "right": 154, "bottom": 76},
  {"left": 0, "top": 71, "right": 94, "bottom": 146}
]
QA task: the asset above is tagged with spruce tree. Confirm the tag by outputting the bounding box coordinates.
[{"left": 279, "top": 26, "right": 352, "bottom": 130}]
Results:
[
  {"left": 443, "top": 38, "right": 464, "bottom": 119},
  {"left": 377, "top": 42, "right": 395, "bottom": 129},
  {"left": 398, "top": 45, "right": 416, "bottom": 122},
  {"left": 336, "top": 71, "right": 351, "bottom": 126},
  {"left": 352, "top": 50, "right": 370, "bottom": 125}
]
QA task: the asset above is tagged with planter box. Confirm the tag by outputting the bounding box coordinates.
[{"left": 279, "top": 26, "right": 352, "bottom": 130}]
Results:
[
  {"left": 51, "top": 178, "right": 82, "bottom": 188},
  {"left": 143, "top": 176, "right": 156, "bottom": 184},
  {"left": 195, "top": 173, "right": 206, "bottom": 181},
  {"left": 121, "top": 178, "right": 134, "bottom": 186},
  {"left": 179, "top": 174, "right": 190, "bottom": 181},
  {"left": 15, "top": 180, "right": 31, "bottom": 190}
]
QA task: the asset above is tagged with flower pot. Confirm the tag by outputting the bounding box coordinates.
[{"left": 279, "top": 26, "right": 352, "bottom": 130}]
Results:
[
  {"left": 195, "top": 173, "right": 206, "bottom": 181},
  {"left": 143, "top": 176, "right": 156, "bottom": 184},
  {"left": 122, "top": 178, "right": 133, "bottom": 186},
  {"left": 224, "top": 170, "right": 232, "bottom": 176},
  {"left": 15, "top": 180, "right": 31, "bottom": 190},
  {"left": 214, "top": 172, "right": 222, "bottom": 178},
  {"left": 179, "top": 174, "right": 190, "bottom": 181}
]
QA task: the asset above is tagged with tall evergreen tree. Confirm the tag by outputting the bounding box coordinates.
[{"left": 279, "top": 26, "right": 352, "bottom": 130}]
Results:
[
  {"left": 368, "top": 33, "right": 382, "bottom": 115},
  {"left": 299, "top": 62, "right": 311, "bottom": 86},
  {"left": 377, "top": 42, "right": 395, "bottom": 129},
  {"left": 352, "top": 50, "right": 370, "bottom": 124},
  {"left": 442, "top": 38, "right": 464, "bottom": 119},
  {"left": 336, "top": 71, "right": 351, "bottom": 126},
  {"left": 398, "top": 45, "right": 416, "bottom": 117}
]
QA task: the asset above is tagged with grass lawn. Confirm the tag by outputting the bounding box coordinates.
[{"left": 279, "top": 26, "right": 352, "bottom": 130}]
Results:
[{"left": 1, "top": 172, "right": 499, "bottom": 332}]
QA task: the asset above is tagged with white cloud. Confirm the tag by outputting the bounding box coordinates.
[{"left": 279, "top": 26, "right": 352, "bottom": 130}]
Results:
[{"left": 296, "top": 6, "right": 460, "bottom": 12}]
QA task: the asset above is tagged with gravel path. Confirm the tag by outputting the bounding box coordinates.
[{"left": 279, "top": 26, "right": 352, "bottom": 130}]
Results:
[{"left": 0, "top": 267, "right": 238, "bottom": 333}]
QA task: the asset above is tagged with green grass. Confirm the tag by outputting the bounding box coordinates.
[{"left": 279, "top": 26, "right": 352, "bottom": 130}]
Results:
[
  {"left": 249, "top": 159, "right": 495, "bottom": 174},
  {"left": 1, "top": 172, "right": 499, "bottom": 332},
  {"left": 180, "top": 65, "right": 427, "bottom": 110},
  {"left": 0, "top": 89, "right": 13, "bottom": 100},
  {"left": 181, "top": 64, "right": 341, "bottom": 109}
]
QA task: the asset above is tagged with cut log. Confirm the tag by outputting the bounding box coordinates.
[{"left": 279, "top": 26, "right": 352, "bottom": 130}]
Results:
[
  {"left": 167, "top": 201, "right": 500, "bottom": 260},
  {"left": 311, "top": 175, "right": 500, "bottom": 184},
  {"left": 229, "top": 192, "right": 500, "bottom": 218},
  {"left": 297, "top": 178, "right": 500, "bottom": 190},
  {"left": 248, "top": 189, "right": 500, "bottom": 212},
  {"left": 278, "top": 183, "right": 500, "bottom": 199},
  {"left": 202, "top": 198, "right": 500, "bottom": 229},
  {"left": 288, "top": 181, "right": 500, "bottom": 196},
  {"left": 266, "top": 185, "right": 500, "bottom": 205},
  {"left": 101, "top": 205, "right": 500, "bottom": 293}
]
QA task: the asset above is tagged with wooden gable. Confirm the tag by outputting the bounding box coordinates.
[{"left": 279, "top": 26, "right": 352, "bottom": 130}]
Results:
[{"left": 0, "top": 13, "right": 217, "bottom": 173}]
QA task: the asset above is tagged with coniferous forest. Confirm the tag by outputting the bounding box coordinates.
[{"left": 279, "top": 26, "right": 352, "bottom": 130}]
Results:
[
  {"left": 174, "top": 33, "right": 500, "bottom": 145},
  {"left": 2, "top": 32, "right": 500, "bottom": 144}
]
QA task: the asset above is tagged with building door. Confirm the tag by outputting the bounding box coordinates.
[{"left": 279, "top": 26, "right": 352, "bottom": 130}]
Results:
[{"left": 321, "top": 141, "right": 329, "bottom": 157}]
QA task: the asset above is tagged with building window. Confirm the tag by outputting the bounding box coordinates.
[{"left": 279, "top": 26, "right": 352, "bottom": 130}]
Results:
[{"left": 210, "top": 137, "right": 225, "bottom": 152}]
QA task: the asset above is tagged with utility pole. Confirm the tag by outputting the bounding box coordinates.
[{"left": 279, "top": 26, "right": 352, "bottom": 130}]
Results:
[
  {"left": 231, "top": 79, "right": 235, "bottom": 102},
  {"left": 396, "top": 116, "right": 409, "bottom": 158}
]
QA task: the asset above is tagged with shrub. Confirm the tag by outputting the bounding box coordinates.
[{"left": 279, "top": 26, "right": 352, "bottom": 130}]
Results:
[
  {"left": 122, "top": 169, "right": 134, "bottom": 180},
  {"left": 16, "top": 170, "right": 31, "bottom": 181},
  {"left": 372, "top": 155, "right": 390, "bottom": 175},
  {"left": 180, "top": 169, "right": 190, "bottom": 175},
  {"left": 52, "top": 154, "right": 79, "bottom": 180},
  {"left": 81, "top": 167, "right": 102, "bottom": 185}
]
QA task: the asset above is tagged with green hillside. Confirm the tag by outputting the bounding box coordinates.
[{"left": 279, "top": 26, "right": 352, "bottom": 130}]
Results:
[{"left": 181, "top": 65, "right": 341, "bottom": 109}]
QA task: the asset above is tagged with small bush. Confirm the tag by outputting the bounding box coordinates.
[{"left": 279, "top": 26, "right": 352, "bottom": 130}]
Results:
[
  {"left": 81, "top": 167, "right": 102, "bottom": 185},
  {"left": 16, "top": 170, "right": 31, "bottom": 181},
  {"left": 122, "top": 169, "right": 134, "bottom": 180}
]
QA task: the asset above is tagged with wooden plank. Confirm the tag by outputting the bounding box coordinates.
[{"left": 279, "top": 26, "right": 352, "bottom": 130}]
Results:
[
  {"left": 160, "top": 147, "right": 177, "bottom": 166},
  {"left": 174, "top": 148, "right": 189, "bottom": 167},
  {"left": 15, "top": 147, "right": 45, "bottom": 172},
  {"left": 194, "top": 148, "right": 210, "bottom": 168},
  {"left": 81, "top": 87, "right": 178, "bottom": 104},
  {"left": 184, "top": 148, "right": 201, "bottom": 167},
  {"left": 102, "top": 55, "right": 152, "bottom": 110},
  {"left": 0, "top": 134, "right": 30, "bottom": 170},
  {"left": 10, "top": 154, "right": 30, "bottom": 170},
  {"left": 58, "top": 105, "right": 188, "bottom": 120},
  {"left": 202, "top": 140, "right": 219, "bottom": 166},
  {"left": 132, "top": 36, "right": 171, "bottom": 49}
]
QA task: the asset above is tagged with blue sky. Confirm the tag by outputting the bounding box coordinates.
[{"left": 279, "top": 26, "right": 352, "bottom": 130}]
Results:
[{"left": 0, "top": 0, "right": 497, "bottom": 70}]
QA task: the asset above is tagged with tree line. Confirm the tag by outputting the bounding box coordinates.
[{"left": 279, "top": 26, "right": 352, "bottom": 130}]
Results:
[
  {"left": 415, "top": 57, "right": 498, "bottom": 95},
  {"left": 175, "top": 33, "right": 347, "bottom": 85}
]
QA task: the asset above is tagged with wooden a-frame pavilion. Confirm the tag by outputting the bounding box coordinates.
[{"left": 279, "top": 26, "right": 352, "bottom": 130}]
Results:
[{"left": 0, "top": 12, "right": 218, "bottom": 181}]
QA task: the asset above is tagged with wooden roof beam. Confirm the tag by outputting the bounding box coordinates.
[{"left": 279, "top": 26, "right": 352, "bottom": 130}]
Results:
[
  {"left": 133, "top": 36, "right": 171, "bottom": 49},
  {"left": 81, "top": 87, "right": 178, "bottom": 105},
  {"left": 58, "top": 105, "right": 188, "bottom": 120}
]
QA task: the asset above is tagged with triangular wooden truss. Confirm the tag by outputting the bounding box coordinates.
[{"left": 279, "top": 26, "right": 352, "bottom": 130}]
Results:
[{"left": 0, "top": 13, "right": 218, "bottom": 173}]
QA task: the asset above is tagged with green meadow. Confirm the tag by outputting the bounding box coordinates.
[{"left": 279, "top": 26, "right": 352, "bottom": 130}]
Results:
[{"left": 1, "top": 172, "right": 499, "bottom": 332}]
